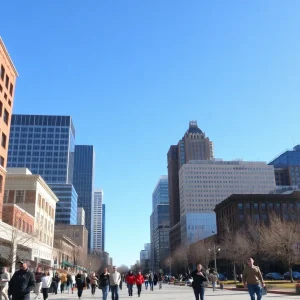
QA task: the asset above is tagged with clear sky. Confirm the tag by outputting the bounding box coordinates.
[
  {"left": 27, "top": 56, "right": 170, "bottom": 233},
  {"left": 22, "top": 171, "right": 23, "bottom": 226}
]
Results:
[{"left": 2, "top": 0, "right": 300, "bottom": 267}]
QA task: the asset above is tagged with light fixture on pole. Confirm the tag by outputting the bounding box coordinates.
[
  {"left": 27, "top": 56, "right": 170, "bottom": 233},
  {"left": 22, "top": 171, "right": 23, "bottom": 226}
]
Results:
[{"left": 208, "top": 244, "right": 221, "bottom": 273}]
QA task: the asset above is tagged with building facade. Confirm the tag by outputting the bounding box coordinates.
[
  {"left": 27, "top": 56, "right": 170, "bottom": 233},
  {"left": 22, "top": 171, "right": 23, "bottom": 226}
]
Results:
[
  {"left": 3, "top": 168, "right": 59, "bottom": 267},
  {"left": 167, "top": 121, "right": 213, "bottom": 253},
  {"left": 77, "top": 207, "right": 85, "bottom": 226},
  {"left": 93, "top": 189, "right": 103, "bottom": 251},
  {"left": 214, "top": 191, "right": 300, "bottom": 235},
  {"left": 7, "top": 115, "right": 78, "bottom": 224},
  {"left": 0, "top": 37, "right": 18, "bottom": 220},
  {"left": 102, "top": 204, "right": 105, "bottom": 251},
  {"left": 179, "top": 160, "right": 276, "bottom": 244},
  {"left": 73, "top": 145, "right": 95, "bottom": 250},
  {"left": 269, "top": 145, "right": 300, "bottom": 187}
]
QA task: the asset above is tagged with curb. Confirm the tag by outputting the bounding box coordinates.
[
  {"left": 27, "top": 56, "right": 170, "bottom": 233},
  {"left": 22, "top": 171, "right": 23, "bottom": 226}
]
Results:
[{"left": 224, "top": 287, "right": 297, "bottom": 296}]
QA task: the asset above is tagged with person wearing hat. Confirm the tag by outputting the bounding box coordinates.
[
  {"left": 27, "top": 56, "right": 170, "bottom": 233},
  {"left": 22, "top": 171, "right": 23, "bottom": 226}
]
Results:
[{"left": 8, "top": 261, "right": 35, "bottom": 300}]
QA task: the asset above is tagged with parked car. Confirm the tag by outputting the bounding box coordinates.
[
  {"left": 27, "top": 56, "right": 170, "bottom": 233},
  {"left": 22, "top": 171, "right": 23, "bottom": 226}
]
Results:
[
  {"left": 218, "top": 273, "right": 228, "bottom": 281},
  {"left": 264, "top": 272, "right": 284, "bottom": 280},
  {"left": 283, "top": 271, "right": 300, "bottom": 280}
]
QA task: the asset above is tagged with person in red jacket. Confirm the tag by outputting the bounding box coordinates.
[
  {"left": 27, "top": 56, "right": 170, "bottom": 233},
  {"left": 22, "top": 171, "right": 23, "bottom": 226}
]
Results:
[
  {"left": 126, "top": 271, "right": 136, "bottom": 297},
  {"left": 135, "top": 271, "right": 145, "bottom": 297}
]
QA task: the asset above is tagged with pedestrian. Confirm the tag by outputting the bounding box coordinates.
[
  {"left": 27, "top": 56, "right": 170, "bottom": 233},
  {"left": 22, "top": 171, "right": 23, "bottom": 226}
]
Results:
[
  {"left": 135, "top": 270, "right": 144, "bottom": 297},
  {"left": 90, "top": 271, "right": 98, "bottom": 297},
  {"left": 51, "top": 272, "right": 60, "bottom": 295},
  {"left": 76, "top": 270, "right": 86, "bottom": 300},
  {"left": 148, "top": 272, "right": 154, "bottom": 291},
  {"left": 158, "top": 273, "right": 163, "bottom": 289},
  {"left": 0, "top": 267, "right": 10, "bottom": 297},
  {"left": 71, "top": 272, "right": 76, "bottom": 294},
  {"left": 208, "top": 270, "right": 218, "bottom": 292},
  {"left": 67, "top": 272, "right": 73, "bottom": 294},
  {"left": 60, "top": 272, "right": 67, "bottom": 293},
  {"left": 86, "top": 273, "right": 91, "bottom": 289},
  {"left": 109, "top": 265, "right": 121, "bottom": 300},
  {"left": 34, "top": 267, "right": 43, "bottom": 299},
  {"left": 41, "top": 271, "right": 52, "bottom": 300},
  {"left": 99, "top": 267, "right": 110, "bottom": 300},
  {"left": 243, "top": 258, "right": 265, "bottom": 300},
  {"left": 190, "top": 263, "right": 207, "bottom": 300},
  {"left": 126, "top": 270, "right": 136, "bottom": 297},
  {"left": 8, "top": 261, "right": 35, "bottom": 300},
  {"left": 144, "top": 273, "right": 149, "bottom": 290},
  {"left": 154, "top": 273, "right": 158, "bottom": 286}
]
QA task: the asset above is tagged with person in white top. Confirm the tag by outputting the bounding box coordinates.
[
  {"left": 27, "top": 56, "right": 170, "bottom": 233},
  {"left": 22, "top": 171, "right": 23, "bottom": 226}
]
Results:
[
  {"left": 41, "top": 271, "right": 52, "bottom": 300},
  {"left": 71, "top": 273, "right": 76, "bottom": 294},
  {"left": 1, "top": 267, "right": 10, "bottom": 296},
  {"left": 109, "top": 266, "right": 121, "bottom": 300}
]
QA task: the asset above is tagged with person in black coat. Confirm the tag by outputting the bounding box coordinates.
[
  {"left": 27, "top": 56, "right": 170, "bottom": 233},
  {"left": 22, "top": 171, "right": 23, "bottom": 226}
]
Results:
[
  {"left": 76, "top": 270, "right": 86, "bottom": 299},
  {"left": 190, "top": 263, "right": 207, "bottom": 300},
  {"left": 8, "top": 261, "right": 35, "bottom": 300}
]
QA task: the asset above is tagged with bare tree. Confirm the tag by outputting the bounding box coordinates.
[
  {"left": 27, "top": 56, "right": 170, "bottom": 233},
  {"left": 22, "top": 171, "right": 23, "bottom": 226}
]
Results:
[
  {"left": 172, "top": 244, "right": 190, "bottom": 275},
  {"left": 189, "top": 239, "right": 214, "bottom": 271},
  {"left": 259, "top": 213, "right": 300, "bottom": 283}
]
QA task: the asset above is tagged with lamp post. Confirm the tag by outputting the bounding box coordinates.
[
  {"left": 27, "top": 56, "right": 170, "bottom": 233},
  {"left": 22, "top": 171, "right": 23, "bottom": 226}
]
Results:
[{"left": 208, "top": 245, "right": 220, "bottom": 273}]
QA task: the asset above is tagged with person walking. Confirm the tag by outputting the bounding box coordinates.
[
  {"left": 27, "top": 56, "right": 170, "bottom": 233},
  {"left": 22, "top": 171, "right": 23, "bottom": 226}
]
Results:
[
  {"left": 34, "top": 267, "right": 43, "bottom": 299},
  {"left": 71, "top": 273, "right": 76, "bottom": 294},
  {"left": 144, "top": 273, "right": 149, "bottom": 290},
  {"left": 90, "top": 272, "right": 98, "bottom": 297},
  {"left": 99, "top": 268, "right": 110, "bottom": 300},
  {"left": 109, "top": 266, "right": 121, "bottom": 300},
  {"left": 8, "top": 261, "right": 35, "bottom": 300},
  {"left": 126, "top": 270, "right": 136, "bottom": 297},
  {"left": 190, "top": 263, "right": 207, "bottom": 300},
  {"left": 0, "top": 267, "right": 10, "bottom": 297},
  {"left": 41, "top": 271, "right": 52, "bottom": 300},
  {"left": 209, "top": 270, "right": 218, "bottom": 292},
  {"left": 51, "top": 272, "right": 60, "bottom": 295},
  {"left": 76, "top": 270, "right": 86, "bottom": 300},
  {"left": 243, "top": 258, "right": 265, "bottom": 300},
  {"left": 148, "top": 272, "right": 154, "bottom": 291},
  {"left": 158, "top": 273, "right": 163, "bottom": 289},
  {"left": 67, "top": 273, "right": 73, "bottom": 294},
  {"left": 60, "top": 272, "right": 67, "bottom": 293},
  {"left": 85, "top": 273, "right": 91, "bottom": 289},
  {"left": 135, "top": 270, "right": 144, "bottom": 297}
]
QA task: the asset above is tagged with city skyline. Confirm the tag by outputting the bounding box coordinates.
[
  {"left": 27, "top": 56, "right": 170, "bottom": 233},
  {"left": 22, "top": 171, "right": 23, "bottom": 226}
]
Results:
[{"left": 2, "top": 1, "right": 300, "bottom": 266}]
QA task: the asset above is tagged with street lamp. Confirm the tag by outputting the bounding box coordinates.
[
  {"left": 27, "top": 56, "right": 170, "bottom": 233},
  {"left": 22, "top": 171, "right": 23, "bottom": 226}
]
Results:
[{"left": 208, "top": 245, "right": 221, "bottom": 273}]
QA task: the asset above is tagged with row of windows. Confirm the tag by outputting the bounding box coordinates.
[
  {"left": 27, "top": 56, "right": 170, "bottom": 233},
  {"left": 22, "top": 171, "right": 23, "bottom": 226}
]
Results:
[
  {"left": 10, "top": 133, "right": 69, "bottom": 139},
  {"left": 238, "top": 202, "right": 300, "bottom": 210},
  {"left": 10, "top": 145, "right": 69, "bottom": 151},
  {"left": 10, "top": 139, "right": 69, "bottom": 145},
  {"left": 12, "top": 126, "right": 70, "bottom": 133},
  {"left": 0, "top": 64, "right": 14, "bottom": 96}
]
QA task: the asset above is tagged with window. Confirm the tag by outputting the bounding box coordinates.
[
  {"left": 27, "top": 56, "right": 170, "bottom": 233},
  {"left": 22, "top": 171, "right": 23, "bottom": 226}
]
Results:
[
  {"left": 0, "top": 101, "right": 2, "bottom": 117},
  {"left": 1, "top": 133, "right": 7, "bottom": 148},
  {"left": 16, "top": 190, "right": 25, "bottom": 203},
  {"left": 0, "top": 85, "right": 2, "bottom": 92},
  {"left": 0, "top": 156, "right": 5, "bottom": 167},
  {"left": 261, "top": 203, "right": 266, "bottom": 209},
  {"left": 3, "top": 109, "right": 9, "bottom": 125},
  {"left": 268, "top": 203, "right": 274, "bottom": 209},
  {"left": 3, "top": 190, "right": 8, "bottom": 203},
  {"left": 5, "top": 75, "right": 9, "bottom": 89},
  {"left": 9, "top": 83, "right": 13, "bottom": 96},
  {"left": 238, "top": 203, "right": 243, "bottom": 210},
  {"left": 0, "top": 65, "right": 4, "bottom": 81},
  {"left": 253, "top": 203, "right": 258, "bottom": 209}
]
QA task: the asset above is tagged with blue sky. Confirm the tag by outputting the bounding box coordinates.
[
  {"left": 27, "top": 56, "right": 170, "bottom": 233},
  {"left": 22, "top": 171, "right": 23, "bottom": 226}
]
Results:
[{"left": 2, "top": 0, "right": 300, "bottom": 267}]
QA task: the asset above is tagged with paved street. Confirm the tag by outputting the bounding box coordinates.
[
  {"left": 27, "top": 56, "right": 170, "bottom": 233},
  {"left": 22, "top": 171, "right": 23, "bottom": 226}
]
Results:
[{"left": 28, "top": 284, "right": 299, "bottom": 300}]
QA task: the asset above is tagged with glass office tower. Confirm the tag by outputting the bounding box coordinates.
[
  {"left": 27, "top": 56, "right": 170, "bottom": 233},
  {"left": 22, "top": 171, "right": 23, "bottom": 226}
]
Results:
[
  {"left": 7, "top": 115, "right": 78, "bottom": 224},
  {"left": 73, "top": 145, "right": 95, "bottom": 250}
]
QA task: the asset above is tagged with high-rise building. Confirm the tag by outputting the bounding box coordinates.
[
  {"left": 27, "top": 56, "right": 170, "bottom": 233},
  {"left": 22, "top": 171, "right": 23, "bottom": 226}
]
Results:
[
  {"left": 73, "top": 145, "right": 95, "bottom": 250},
  {"left": 179, "top": 160, "right": 276, "bottom": 244},
  {"left": 7, "top": 115, "right": 78, "bottom": 224},
  {"left": 167, "top": 121, "right": 213, "bottom": 252},
  {"left": 0, "top": 37, "right": 18, "bottom": 220},
  {"left": 102, "top": 203, "right": 105, "bottom": 251},
  {"left": 77, "top": 207, "right": 85, "bottom": 226},
  {"left": 150, "top": 176, "right": 170, "bottom": 272},
  {"left": 269, "top": 145, "right": 300, "bottom": 187},
  {"left": 93, "top": 189, "right": 103, "bottom": 251}
]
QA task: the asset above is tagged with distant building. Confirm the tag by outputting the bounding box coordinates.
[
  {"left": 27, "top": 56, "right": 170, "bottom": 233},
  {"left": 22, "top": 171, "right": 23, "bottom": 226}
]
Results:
[
  {"left": 0, "top": 37, "right": 18, "bottom": 220},
  {"left": 93, "top": 189, "right": 103, "bottom": 251},
  {"left": 167, "top": 121, "right": 213, "bottom": 253},
  {"left": 179, "top": 160, "right": 276, "bottom": 244},
  {"left": 269, "top": 145, "right": 300, "bottom": 187},
  {"left": 102, "top": 204, "right": 105, "bottom": 251},
  {"left": 73, "top": 145, "right": 95, "bottom": 250},
  {"left": 77, "top": 207, "right": 85, "bottom": 225},
  {"left": 214, "top": 191, "right": 300, "bottom": 235}
]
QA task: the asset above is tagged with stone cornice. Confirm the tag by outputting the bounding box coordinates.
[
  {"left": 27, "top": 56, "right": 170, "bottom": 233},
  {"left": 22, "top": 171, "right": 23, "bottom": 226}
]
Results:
[{"left": 0, "top": 37, "right": 18, "bottom": 77}]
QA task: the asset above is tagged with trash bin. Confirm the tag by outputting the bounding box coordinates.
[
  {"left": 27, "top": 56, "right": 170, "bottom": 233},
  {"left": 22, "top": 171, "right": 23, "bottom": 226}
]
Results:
[
  {"left": 219, "top": 282, "right": 224, "bottom": 290},
  {"left": 296, "top": 284, "right": 300, "bottom": 295}
]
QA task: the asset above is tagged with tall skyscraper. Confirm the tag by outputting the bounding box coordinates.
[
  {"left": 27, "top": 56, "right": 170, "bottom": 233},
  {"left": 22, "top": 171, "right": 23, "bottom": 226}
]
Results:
[
  {"left": 0, "top": 37, "right": 18, "bottom": 220},
  {"left": 150, "top": 176, "right": 170, "bottom": 272},
  {"left": 93, "top": 189, "right": 103, "bottom": 251},
  {"left": 179, "top": 160, "right": 276, "bottom": 244},
  {"left": 167, "top": 121, "right": 213, "bottom": 252},
  {"left": 269, "top": 145, "right": 300, "bottom": 187},
  {"left": 102, "top": 203, "right": 105, "bottom": 251},
  {"left": 73, "top": 145, "right": 95, "bottom": 250},
  {"left": 7, "top": 115, "right": 78, "bottom": 224}
]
